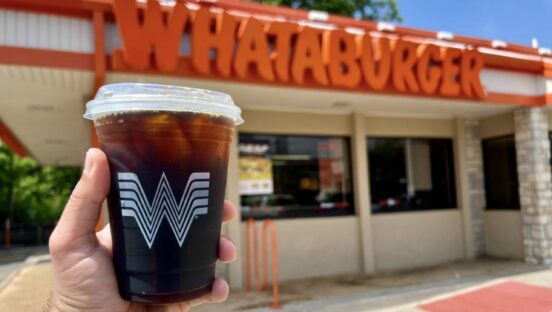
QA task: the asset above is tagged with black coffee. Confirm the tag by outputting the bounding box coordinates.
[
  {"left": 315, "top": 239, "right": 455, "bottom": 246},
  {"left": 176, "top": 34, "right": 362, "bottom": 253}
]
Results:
[{"left": 95, "top": 111, "right": 234, "bottom": 304}]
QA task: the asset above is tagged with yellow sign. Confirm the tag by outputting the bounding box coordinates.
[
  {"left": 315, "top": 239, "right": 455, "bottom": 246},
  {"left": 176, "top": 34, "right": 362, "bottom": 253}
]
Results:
[{"left": 239, "top": 156, "right": 273, "bottom": 195}]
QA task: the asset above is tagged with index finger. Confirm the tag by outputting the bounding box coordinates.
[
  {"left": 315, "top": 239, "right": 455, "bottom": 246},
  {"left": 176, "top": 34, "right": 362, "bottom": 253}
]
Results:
[{"left": 222, "top": 200, "right": 237, "bottom": 223}]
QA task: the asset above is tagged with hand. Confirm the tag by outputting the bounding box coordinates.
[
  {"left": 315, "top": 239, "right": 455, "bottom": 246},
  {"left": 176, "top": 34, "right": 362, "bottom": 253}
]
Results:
[{"left": 47, "top": 148, "right": 237, "bottom": 311}]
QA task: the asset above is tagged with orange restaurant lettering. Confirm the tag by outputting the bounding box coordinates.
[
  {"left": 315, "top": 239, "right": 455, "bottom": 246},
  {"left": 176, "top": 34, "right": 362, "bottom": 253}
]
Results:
[{"left": 111, "top": 0, "right": 485, "bottom": 99}]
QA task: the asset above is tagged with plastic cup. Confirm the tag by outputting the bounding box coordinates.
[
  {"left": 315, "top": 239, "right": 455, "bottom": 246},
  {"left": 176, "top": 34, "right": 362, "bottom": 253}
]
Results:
[{"left": 84, "top": 83, "right": 243, "bottom": 304}]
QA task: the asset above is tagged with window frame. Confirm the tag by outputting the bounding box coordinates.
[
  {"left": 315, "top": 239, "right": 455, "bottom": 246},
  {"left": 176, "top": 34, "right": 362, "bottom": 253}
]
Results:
[
  {"left": 238, "top": 132, "right": 356, "bottom": 220},
  {"left": 482, "top": 134, "right": 521, "bottom": 210},
  {"left": 366, "top": 136, "right": 458, "bottom": 214}
]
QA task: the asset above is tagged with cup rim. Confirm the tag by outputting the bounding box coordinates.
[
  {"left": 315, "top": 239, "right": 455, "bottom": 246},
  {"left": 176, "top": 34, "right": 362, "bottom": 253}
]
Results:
[{"left": 84, "top": 83, "right": 243, "bottom": 125}]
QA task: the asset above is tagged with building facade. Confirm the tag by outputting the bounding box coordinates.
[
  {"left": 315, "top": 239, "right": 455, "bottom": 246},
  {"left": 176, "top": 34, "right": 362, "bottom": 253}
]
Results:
[{"left": 1, "top": 0, "right": 552, "bottom": 289}]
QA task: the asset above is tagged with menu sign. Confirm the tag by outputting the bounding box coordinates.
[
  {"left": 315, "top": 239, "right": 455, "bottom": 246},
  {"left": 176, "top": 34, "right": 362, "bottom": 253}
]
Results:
[{"left": 239, "top": 143, "right": 274, "bottom": 195}]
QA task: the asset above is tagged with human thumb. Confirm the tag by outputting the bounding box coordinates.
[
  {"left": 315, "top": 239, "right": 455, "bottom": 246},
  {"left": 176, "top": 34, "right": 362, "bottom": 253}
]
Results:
[{"left": 49, "top": 148, "right": 110, "bottom": 254}]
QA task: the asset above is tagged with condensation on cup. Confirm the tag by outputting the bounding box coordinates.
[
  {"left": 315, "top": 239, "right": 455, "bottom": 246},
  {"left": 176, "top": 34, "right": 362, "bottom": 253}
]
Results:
[{"left": 84, "top": 83, "right": 243, "bottom": 304}]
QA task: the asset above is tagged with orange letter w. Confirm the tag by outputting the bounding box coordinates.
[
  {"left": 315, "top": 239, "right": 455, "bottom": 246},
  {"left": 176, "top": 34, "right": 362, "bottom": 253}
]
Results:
[{"left": 113, "top": 0, "right": 188, "bottom": 72}]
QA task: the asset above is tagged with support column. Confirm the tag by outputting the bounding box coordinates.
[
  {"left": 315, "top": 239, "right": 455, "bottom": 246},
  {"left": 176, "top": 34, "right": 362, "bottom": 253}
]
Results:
[
  {"left": 351, "top": 113, "right": 375, "bottom": 273},
  {"left": 514, "top": 107, "right": 552, "bottom": 265},
  {"left": 455, "top": 118, "right": 486, "bottom": 258},
  {"left": 225, "top": 130, "right": 244, "bottom": 288}
]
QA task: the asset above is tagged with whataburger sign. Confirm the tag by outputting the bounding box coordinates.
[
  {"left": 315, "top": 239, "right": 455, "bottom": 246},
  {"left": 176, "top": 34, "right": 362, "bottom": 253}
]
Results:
[{"left": 110, "top": 0, "right": 485, "bottom": 99}]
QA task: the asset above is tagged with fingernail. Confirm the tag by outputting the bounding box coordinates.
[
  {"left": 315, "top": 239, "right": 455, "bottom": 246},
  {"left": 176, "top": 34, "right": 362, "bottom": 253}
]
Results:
[{"left": 84, "top": 149, "right": 93, "bottom": 174}]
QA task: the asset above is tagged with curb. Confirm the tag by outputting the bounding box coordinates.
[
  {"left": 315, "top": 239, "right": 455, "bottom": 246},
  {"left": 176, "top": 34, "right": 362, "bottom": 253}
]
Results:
[{"left": 0, "top": 263, "right": 25, "bottom": 294}]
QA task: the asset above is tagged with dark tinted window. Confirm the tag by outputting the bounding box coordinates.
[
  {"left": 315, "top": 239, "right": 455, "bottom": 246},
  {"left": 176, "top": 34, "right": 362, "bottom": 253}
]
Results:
[
  {"left": 239, "top": 134, "right": 354, "bottom": 220},
  {"left": 367, "top": 138, "right": 457, "bottom": 213},
  {"left": 483, "top": 136, "right": 520, "bottom": 209}
]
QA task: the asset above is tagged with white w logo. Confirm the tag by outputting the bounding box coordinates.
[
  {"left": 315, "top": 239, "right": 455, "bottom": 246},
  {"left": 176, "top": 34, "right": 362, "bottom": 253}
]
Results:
[{"left": 117, "top": 172, "right": 210, "bottom": 248}]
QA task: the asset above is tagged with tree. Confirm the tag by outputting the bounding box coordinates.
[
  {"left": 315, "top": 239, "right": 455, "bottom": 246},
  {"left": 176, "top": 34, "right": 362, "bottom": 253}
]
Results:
[
  {"left": 251, "top": 0, "right": 401, "bottom": 22},
  {"left": 0, "top": 141, "right": 80, "bottom": 223}
]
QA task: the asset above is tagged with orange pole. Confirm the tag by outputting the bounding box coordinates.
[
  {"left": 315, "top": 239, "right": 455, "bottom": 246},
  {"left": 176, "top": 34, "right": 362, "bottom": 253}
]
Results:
[
  {"left": 245, "top": 219, "right": 252, "bottom": 291},
  {"left": 4, "top": 219, "right": 11, "bottom": 249},
  {"left": 262, "top": 219, "right": 281, "bottom": 309},
  {"left": 262, "top": 222, "right": 268, "bottom": 291},
  {"left": 246, "top": 219, "right": 282, "bottom": 308},
  {"left": 245, "top": 219, "right": 261, "bottom": 291},
  {"left": 253, "top": 220, "right": 261, "bottom": 291}
]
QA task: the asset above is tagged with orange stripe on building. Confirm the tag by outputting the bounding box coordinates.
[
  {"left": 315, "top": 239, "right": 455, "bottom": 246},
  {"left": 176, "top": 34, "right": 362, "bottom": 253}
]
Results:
[
  {"left": 2, "top": 0, "right": 548, "bottom": 59},
  {"left": 0, "top": 0, "right": 90, "bottom": 19},
  {"left": 482, "top": 53, "right": 544, "bottom": 74},
  {"left": 544, "top": 60, "right": 552, "bottom": 79},
  {"left": 0, "top": 120, "right": 28, "bottom": 157},
  {"left": 0, "top": 46, "right": 95, "bottom": 71},
  {"left": 485, "top": 93, "right": 548, "bottom": 106},
  {"left": 0, "top": 45, "right": 550, "bottom": 107},
  {"left": 1, "top": 0, "right": 550, "bottom": 81}
]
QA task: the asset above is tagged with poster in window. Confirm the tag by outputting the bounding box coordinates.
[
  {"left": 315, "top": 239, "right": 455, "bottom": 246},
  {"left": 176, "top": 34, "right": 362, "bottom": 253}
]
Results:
[{"left": 239, "top": 143, "right": 274, "bottom": 195}]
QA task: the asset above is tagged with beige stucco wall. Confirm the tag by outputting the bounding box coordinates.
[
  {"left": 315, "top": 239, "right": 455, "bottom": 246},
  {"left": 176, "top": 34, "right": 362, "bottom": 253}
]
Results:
[
  {"left": 240, "top": 109, "right": 352, "bottom": 135},
  {"left": 371, "top": 210, "right": 465, "bottom": 271},
  {"left": 484, "top": 211, "right": 524, "bottom": 260},
  {"left": 480, "top": 112, "right": 514, "bottom": 139},
  {"left": 364, "top": 116, "right": 454, "bottom": 138},
  {"left": 547, "top": 110, "right": 552, "bottom": 127},
  {"left": 241, "top": 216, "right": 362, "bottom": 281}
]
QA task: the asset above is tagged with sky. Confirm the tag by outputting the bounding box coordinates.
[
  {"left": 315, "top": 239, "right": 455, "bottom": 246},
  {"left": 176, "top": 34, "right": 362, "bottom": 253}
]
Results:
[{"left": 396, "top": 0, "right": 552, "bottom": 49}]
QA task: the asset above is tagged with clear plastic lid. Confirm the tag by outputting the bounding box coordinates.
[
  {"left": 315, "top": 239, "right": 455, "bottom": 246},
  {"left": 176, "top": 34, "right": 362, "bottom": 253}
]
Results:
[{"left": 84, "top": 83, "right": 243, "bottom": 125}]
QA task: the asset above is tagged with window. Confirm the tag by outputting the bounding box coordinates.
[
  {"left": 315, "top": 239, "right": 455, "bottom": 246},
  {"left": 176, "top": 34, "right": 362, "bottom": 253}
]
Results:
[
  {"left": 367, "top": 138, "right": 457, "bottom": 213},
  {"left": 239, "top": 134, "right": 354, "bottom": 220},
  {"left": 482, "top": 136, "right": 520, "bottom": 209}
]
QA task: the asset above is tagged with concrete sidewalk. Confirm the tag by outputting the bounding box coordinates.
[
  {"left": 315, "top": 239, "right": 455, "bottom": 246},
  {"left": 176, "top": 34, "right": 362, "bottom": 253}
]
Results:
[
  {"left": 197, "top": 259, "right": 547, "bottom": 312},
  {"left": 0, "top": 246, "right": 49, "bottom": 294},
  {"left": 237, "top": 264, "right": 552, "bottom": 312},
  {"left": 0, "top": 251, "right": 52, "bottom": 312},
  {"left": 0, "top": 256, "right": 549, "bottom": 311}
]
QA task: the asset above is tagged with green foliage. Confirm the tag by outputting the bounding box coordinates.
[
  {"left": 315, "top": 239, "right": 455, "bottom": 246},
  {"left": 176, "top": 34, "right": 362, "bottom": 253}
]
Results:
[
  {"left": 252, "top": 0, "right": 402, "bottom": 22},
  {"left": 0, "top": 142, "right": 80, "bottom": 223}
]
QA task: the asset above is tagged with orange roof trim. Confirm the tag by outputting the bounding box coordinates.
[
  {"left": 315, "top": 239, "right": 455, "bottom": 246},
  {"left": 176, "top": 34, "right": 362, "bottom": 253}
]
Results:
[
  {"left": 0, "top": 45, "right": 549, "bottom": 107},
  {"left": 0, "top": 0, "right": 551, "bottom": 105},
  {"left": 0, "top": 120, "right": 28, "bottom": 157},
  {"left": 3, "top": 0, "right": 550, "bottom": 59}
]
